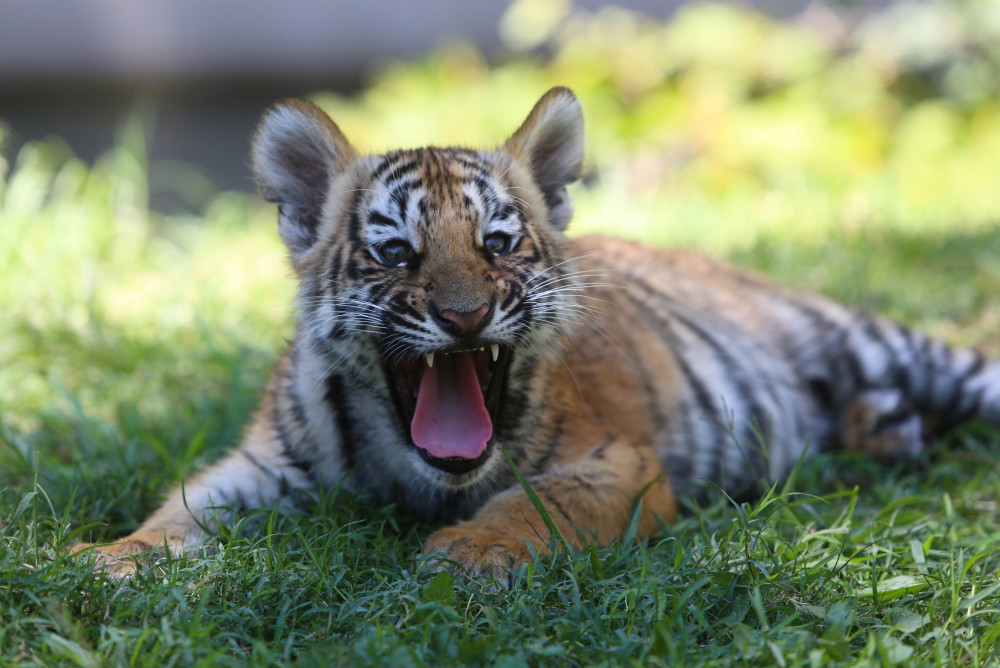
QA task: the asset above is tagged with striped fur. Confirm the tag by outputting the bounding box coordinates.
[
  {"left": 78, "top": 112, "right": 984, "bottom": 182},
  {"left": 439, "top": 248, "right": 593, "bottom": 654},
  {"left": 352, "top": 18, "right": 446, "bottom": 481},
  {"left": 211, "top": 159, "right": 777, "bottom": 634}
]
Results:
[{"left": 74, "top": 88, "right": 1000, "bottom": 583}]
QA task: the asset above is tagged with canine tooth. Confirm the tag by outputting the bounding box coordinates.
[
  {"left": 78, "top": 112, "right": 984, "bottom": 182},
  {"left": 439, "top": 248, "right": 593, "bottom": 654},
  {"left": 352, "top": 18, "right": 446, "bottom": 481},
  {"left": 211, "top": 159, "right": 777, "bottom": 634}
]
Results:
[
  {"left": 426, "top": 353, "right": 434, "bottom": 368},
  {"left": 490, "top": 344, "right": 499, "bottom": 362}
]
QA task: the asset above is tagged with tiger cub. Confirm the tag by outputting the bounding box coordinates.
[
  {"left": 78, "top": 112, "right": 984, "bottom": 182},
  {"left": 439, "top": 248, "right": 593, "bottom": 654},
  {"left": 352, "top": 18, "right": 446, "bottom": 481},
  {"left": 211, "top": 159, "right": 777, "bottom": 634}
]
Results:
[{"left": 75, "top": 87, "right": 1000, "bottom": 584}]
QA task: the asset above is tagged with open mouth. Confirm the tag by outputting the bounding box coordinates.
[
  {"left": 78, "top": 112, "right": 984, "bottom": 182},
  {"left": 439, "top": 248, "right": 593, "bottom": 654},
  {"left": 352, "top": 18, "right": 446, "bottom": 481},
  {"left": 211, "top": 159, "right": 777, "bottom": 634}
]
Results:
[{"left": 387, "top": 344, "right": 511, "bottom": 475}]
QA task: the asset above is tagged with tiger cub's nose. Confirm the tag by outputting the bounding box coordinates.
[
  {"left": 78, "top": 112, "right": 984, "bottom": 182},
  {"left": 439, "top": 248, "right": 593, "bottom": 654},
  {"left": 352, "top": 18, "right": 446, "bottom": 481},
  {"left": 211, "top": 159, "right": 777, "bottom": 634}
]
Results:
[{"left": 431, "top": 302, "right": 491, "bottom": 337}]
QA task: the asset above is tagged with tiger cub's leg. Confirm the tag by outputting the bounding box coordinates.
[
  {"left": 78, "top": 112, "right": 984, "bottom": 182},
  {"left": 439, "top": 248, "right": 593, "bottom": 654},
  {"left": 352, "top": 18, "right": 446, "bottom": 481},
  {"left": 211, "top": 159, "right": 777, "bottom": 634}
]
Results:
[
  {"left": 72, "top": 418, "right": 315, "bottom": 575},
  {"left": 841, "top": 388, "right": 925, "bottom": 458},
  {"left": 423, "top": 440, "right": 676, "bottom": 587}
]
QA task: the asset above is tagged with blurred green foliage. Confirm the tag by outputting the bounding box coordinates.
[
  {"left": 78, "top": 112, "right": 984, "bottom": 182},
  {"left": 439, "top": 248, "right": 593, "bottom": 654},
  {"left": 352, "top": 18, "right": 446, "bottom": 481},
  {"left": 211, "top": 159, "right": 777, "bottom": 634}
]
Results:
[{"left": 314, "top": 0, "right": 1000, "bottom": 249}]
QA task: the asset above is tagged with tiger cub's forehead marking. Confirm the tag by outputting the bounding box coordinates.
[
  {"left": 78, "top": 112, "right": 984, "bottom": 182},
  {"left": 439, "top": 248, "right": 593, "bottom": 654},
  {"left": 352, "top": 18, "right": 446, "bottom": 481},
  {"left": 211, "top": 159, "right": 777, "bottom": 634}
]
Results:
[{"left": 361, "top": 148, "right": 514, "bottom": 249}]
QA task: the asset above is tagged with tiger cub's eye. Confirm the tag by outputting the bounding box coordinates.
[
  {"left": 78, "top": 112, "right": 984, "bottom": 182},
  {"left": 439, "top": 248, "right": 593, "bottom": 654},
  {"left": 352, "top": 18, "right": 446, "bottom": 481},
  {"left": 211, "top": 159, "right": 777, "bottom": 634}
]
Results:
[
  {"left": 375, "top": 240, "right": 413, "bottom": 267},
  {"left": 484, "top": 232, "right": 514, "bottom": 256}
]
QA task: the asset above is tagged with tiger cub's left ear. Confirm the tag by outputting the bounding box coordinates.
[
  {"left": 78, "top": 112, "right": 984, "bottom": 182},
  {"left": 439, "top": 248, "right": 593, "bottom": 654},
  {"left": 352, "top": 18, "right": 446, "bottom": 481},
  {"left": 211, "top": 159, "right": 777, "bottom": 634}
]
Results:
[
  {"left": 503, "top": 87, "right": 584, "bottom": 230},
  {"left": 252, "top": 100, "right": 358, "bottom": 259}
]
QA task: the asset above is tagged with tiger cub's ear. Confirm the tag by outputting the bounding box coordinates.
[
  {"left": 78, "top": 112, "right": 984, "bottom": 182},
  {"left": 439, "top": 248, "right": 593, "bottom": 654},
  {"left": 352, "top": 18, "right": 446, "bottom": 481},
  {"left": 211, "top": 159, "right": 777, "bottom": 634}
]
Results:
[
  {"left": 252, "top": 100, "right": 357, "bottom": 258},
  {"left": 502, "top": 87, "right": 584, "bottom": 230}
]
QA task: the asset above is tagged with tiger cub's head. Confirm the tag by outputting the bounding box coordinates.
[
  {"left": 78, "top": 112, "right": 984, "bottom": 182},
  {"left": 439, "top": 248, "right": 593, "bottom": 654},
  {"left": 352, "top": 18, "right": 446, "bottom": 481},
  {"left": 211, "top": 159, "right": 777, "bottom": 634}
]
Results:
[{"left": 251, "top": 88, "right": 584, "bottom": 484}]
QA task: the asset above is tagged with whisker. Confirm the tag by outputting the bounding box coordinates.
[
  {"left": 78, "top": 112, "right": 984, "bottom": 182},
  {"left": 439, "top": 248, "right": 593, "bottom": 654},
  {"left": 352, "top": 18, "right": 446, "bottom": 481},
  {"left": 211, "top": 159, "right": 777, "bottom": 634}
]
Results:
[{"left": 523, "top": 254, "right": 602, "bottom": 287}]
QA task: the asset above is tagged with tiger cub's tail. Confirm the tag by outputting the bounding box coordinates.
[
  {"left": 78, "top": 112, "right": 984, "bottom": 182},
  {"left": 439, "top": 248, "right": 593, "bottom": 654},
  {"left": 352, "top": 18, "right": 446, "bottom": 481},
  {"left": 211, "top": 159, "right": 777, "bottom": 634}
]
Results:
[{"left": 831, "top": 314, "right": 1000, "bottom": 457}]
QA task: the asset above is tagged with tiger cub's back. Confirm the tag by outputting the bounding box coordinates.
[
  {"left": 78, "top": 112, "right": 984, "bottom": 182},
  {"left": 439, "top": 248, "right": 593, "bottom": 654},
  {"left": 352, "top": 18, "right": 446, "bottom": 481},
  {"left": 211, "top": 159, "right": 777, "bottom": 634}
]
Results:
[{"left": 563, "top": 235, "right": 842, "bottom": 494}]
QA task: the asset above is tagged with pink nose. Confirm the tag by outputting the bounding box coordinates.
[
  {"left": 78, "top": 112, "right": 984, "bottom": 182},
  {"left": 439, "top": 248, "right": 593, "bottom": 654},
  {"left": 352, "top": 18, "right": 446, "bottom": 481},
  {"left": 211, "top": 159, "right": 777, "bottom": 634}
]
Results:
[{"left": 435, "top": 303, "right": 490, "bottom": 336}]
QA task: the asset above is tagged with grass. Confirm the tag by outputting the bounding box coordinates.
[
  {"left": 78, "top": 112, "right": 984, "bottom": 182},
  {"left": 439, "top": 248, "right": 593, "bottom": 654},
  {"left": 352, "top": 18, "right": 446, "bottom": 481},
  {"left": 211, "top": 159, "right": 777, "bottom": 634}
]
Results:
[
  {"left": 4, "top": 4, "right": 1000, "bottom": 662},
  {"left": 4, "top": 434, "right": 1000, "bottom": 665}
]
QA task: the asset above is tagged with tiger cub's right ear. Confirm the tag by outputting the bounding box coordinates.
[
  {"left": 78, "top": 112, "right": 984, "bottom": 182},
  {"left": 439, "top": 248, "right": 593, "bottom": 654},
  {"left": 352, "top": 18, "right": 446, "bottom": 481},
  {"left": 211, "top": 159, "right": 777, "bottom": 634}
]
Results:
[{"left": 252, "top": 100, "right": 357, "bottom": 258}]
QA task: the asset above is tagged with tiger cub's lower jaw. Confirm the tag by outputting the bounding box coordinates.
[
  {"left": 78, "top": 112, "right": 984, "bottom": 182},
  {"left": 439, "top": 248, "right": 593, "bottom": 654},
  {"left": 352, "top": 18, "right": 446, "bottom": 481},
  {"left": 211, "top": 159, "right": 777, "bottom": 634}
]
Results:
[{"left": 384, "top": 344, "right": 514, "bottom": 477}]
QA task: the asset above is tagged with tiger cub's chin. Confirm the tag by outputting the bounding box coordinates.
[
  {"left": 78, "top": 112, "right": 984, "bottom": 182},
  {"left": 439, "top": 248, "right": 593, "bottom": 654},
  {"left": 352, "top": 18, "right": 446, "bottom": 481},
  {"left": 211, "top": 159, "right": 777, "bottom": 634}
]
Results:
[{"left": 73, "top": 87, "right": 1000, "bottom": 586}]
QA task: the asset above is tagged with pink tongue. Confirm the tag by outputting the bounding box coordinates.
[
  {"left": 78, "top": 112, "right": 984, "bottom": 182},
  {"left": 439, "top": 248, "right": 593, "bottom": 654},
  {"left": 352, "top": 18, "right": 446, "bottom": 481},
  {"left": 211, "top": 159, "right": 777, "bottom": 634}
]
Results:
[{"left": 411, "top": 352, "right": 492, "bottom": 460}]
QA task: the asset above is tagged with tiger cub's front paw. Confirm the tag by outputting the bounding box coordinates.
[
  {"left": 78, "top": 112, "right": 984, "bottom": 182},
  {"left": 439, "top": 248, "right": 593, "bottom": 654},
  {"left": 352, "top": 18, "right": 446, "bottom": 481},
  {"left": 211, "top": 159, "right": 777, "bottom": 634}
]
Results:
[
  {"left": 422, "top": 525, "right": 536, "bottom": 589},
  {"left": 71, "top": 538, "right": 161, "bottom": 577}
]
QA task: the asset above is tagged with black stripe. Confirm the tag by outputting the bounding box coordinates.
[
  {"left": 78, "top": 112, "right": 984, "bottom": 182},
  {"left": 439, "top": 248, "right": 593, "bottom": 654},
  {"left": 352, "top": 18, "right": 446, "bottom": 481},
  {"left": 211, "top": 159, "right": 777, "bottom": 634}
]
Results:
[
  {"left": 590, "top": 441, "right": 612, "bottom": 461},
  {"left": 417, "top": 198, "right": 431, "bottom": 225},
  {"left": 371, "top": 155, "right": 418, "bottom": 182},
  {"left": 628, "top": 278, "right": 776, "bottom": 489},
  {"left": 614, "top": 287, "right": 707, "bottom": 484},
  {"left": 355, "top": 266, "right": 386, "bottom": 279},
  {"left": 616, "top": 318, "right": 669, "bottom": 437},
  {"left": 840, "top": 327, "right": 867, "bottom": 389},
  {"left": 871, "top": 401, "right": 917, "bottom": 434},
  {"left": 471, "top": 175, "right": 494, "bottom": 204},
  {"left": 347, "top": 203, "right": 363, "bottom": 243},
  {"left": 390, "top": 182, "right": 413, "bottom": 220},
  {"left": 242, "top": 450, "right": 294, "bottom": 497},
  {"left": 380, "top": 161, "right": 422, "bottom": 189},
  {"left": 324, "top": 373, "right": 357, "bottom": 473},
  {"left": 628, "top": 276, "right": 772, "bottom": 442},
  {"left": 495, "top": 381, "right": 530, "bottom": 453},
  {"left": 368, "top": 211, "right": 400, "bottom": 228},
  {"left": 539, "top": 490, "right": 574, "bottom": 526},
  {"left": 498, "top": 202, "right": 517, "bottom": 221},
  {"left": 966, "top": 349, "right": 986, "bottom": 377},
  {"left": 286, "top": 377, "right": 310, "bottom": 433},
  {"left": 369, "top": 155, "right": 396, "bottom": 181},
  {"left": 451, "top": 153, "right": 490, "bottom": 173},
  {"left": 510, "top": 263, "right": 538, "bottom": 284},
  {"left": 904, "top": 330, "right": 937, "bottom": 408},
  {"left": 388, "top": 292, "right": 421, "bottom": 319},
  {"left": 861, "top": 319, "right": 905, "bottom": 389},
  {"left": 501, "top": 282, "right": 523, "bottom": 311},
  {"left": 775, "top": 296, "right": 848, "bottom": 382},
  {"left": 505, "top": 292, "right": 529, "bottom": 317},
  {"left": 367, "top": 281, "right": 393, "bottom": 303},
  {"left": 568, "top": 473, "right": 598, "bottom": 493},
  {"left": 327, "top": 252, "right": 343, "bottom": 291},
  {"left": 891, "top": 323, "right": 915, "bottom": 393},
  {"left": 344, "top": 257, "right": 361, "bottom": 281},
  {"left": 951, "top": 350, "right": 988, "bottom": 424},
  {"left": 269, "top": 387, "right": 315, "bottom": 479},
  {"left": 938, "top": 355, "right": 966, "bottom": 422},
  {"left": 531, "top": 415, "right": 564, "bottom": 472},
  {"left": 952, "top": 387, "right": 984, "bottom": 425}
]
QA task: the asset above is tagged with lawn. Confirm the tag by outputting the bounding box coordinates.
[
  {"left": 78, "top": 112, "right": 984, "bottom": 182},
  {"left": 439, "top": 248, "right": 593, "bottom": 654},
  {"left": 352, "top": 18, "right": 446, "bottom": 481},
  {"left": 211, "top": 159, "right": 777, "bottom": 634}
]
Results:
[{"left": 3, "top": 3, "right": 1000, "bottom": 665}]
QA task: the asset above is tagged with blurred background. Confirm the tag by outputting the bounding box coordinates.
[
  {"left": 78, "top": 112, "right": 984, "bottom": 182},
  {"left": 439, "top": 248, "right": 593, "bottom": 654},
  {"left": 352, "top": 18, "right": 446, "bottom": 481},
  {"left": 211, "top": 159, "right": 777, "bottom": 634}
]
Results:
[
  {"left": 4, "top": 0, "right": 1000, "bottom": 461},
  {"left": 3, "top": 0, "right": 703, "bottom": 208},
  {"left": 1, "top": 0, "right": 854, "bottom": 206},
  {"left": 4, "top": 0, "right": 1000, "bottom": 227}
]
